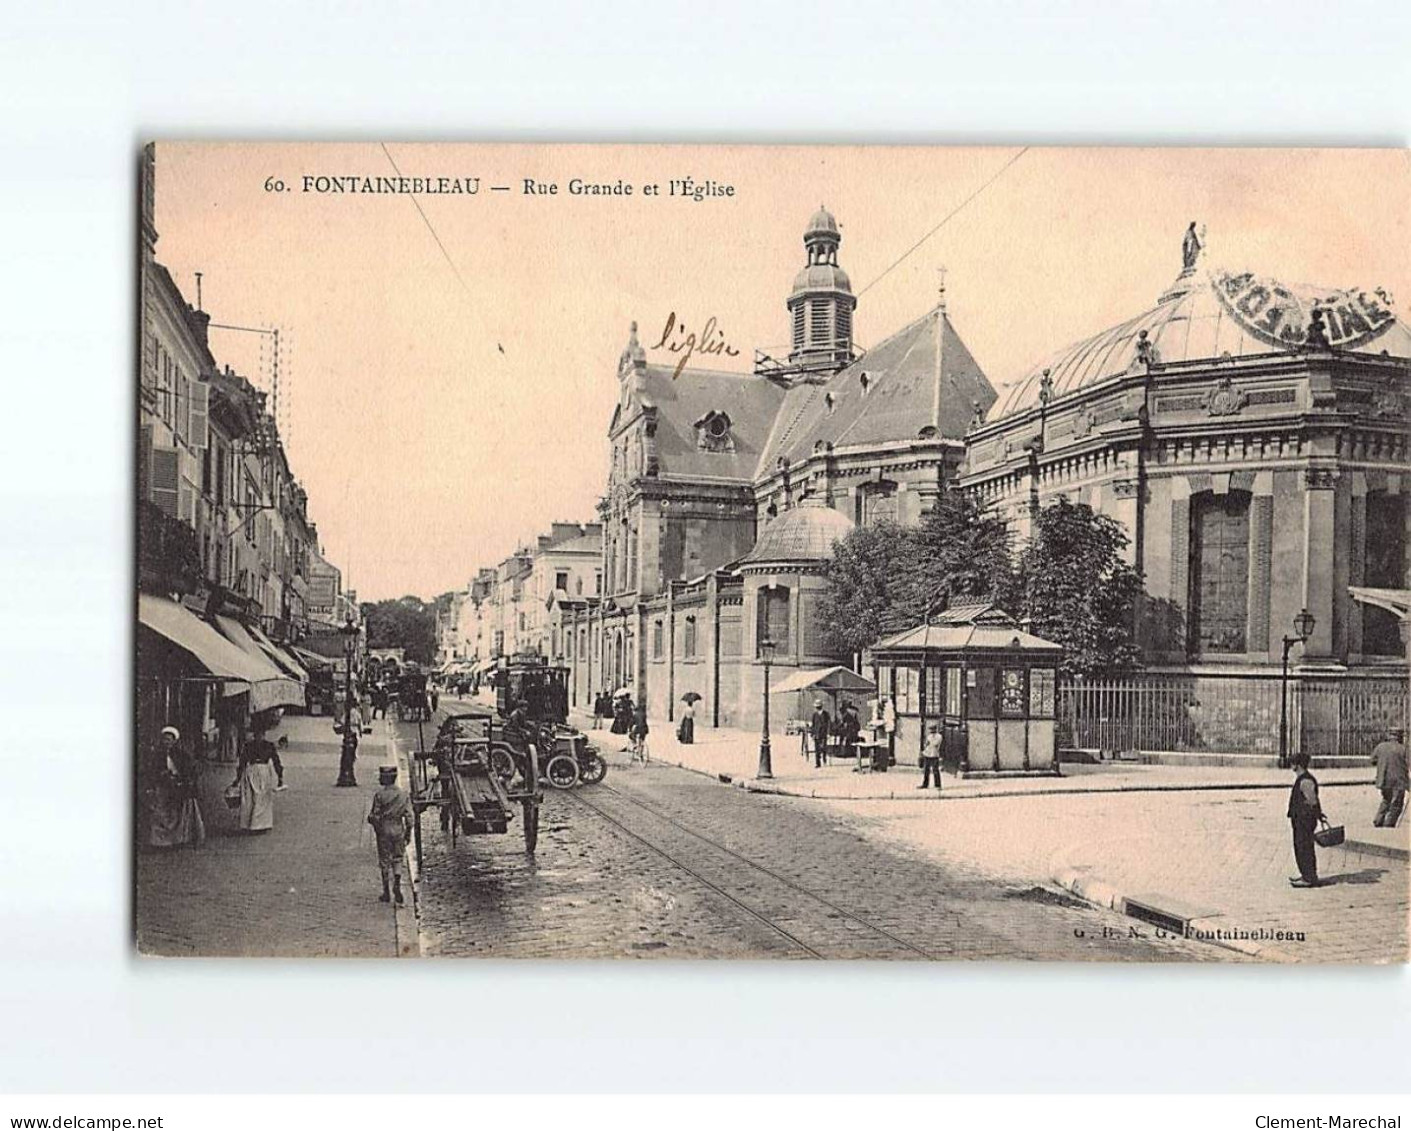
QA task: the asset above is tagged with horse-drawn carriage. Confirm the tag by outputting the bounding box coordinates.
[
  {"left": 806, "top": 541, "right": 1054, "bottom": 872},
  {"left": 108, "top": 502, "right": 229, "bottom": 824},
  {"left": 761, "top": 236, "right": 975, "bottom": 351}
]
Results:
[{"left": 397, "top": 669, "right": 432, "bottom": 722}]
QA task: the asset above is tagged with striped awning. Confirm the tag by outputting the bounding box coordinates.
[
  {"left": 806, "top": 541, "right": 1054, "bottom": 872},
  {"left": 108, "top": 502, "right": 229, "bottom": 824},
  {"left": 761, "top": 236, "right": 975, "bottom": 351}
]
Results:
[
  {"left": 137, "top": 594, "right": 258, "bottom": 697},
  {"left": 213, "top": 616, "right": 306, "bottom": 711}
]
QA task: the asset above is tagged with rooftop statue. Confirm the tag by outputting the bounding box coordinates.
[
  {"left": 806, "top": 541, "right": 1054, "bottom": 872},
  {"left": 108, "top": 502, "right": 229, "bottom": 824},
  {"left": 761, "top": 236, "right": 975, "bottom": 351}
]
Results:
[{"left": 1182, "top": 221, "right": 1205, "bottom": 273}]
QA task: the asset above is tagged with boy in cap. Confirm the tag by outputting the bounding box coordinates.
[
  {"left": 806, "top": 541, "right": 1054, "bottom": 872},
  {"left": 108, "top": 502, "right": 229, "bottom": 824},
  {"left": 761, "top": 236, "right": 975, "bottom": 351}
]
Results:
[{"left": 367, "top": 764, "right": 413, "bottom": 904}]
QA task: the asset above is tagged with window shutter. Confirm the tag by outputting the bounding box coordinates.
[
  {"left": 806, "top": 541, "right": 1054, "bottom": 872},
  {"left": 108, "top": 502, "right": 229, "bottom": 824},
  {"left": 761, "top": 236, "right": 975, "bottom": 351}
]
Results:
[
  {"left": 188, "top": 380, "right": 209, "bottom": 450},
  {"left": 179, "top": 482, "right": 196, "bottom": 525},
  {"left": 137, "top": 424, "right": 153, "bottom": 502},
  {"left": 150, "top": 445, "right": 179, "bottom": 518}
]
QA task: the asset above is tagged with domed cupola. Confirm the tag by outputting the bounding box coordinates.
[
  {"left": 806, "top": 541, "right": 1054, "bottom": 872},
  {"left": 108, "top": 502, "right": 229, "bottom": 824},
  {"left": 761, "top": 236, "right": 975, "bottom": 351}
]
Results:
[{"left": 787, "top": 206, "right": 857, "bottom": 375}]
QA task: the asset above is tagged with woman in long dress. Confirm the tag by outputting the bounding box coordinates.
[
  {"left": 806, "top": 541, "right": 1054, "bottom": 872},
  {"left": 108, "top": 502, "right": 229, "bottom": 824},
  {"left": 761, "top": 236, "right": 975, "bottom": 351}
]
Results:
[
  {"left": 233, "top": 715, "right": 284, "bottom": 832},
  {"left": 147, "top": 726, "right": 206, "bottom": 848}
]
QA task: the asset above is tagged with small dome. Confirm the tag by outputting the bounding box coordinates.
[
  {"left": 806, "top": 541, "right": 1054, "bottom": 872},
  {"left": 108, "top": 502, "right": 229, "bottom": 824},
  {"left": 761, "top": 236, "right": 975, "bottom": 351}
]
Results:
[
  {"left": 791, "top": 262, "right": 852, "bottom": 295},
  {"left": 805, "top": 206, "right": 840, "bottom": 241},
  {"left": 989, "top": 267, "right": 1411, "bottom": 419},
  {"left": 741, "top": 498, "right": 855, "bottom": 568}
]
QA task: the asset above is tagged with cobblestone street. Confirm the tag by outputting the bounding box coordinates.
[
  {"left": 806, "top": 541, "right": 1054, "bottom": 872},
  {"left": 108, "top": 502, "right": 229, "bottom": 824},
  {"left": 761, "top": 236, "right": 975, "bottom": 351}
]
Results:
[{"left": 404, "top": 705, "right": 1223, "bottom": 961}]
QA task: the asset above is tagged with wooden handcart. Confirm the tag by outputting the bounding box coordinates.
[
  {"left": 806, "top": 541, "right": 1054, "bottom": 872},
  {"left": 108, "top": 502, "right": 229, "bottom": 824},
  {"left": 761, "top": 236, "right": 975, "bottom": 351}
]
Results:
[{"left": 409, "top": 710, "right": 543, "bottom": 864}]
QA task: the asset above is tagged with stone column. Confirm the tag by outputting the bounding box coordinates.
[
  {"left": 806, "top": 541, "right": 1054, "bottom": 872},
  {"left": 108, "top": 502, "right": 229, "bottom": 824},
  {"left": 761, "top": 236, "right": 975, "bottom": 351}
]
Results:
[
  {"left": 1248, "top": 470, "right": 1274, "bottom": 657},
  {"left": 1348, "top": 472, "right": 1368, "bottom": 658},
  {"left": 1301, "top": 467, "right": 1339, "bottom": 661},
  {"left": 1169, "top": 476, "right": 1191, "bottom": 633}
]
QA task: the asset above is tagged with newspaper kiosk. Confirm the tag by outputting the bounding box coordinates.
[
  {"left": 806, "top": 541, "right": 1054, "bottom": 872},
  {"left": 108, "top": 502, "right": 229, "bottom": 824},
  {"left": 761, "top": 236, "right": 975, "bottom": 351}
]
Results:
[{"left": 870, "top": 602, "right": 1063, "bottom": 777}]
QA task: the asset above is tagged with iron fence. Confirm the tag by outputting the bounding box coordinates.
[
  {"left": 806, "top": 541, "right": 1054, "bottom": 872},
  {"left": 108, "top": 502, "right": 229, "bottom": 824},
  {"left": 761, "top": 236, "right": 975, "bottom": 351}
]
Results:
[{"left": 1059, "top": 672, "right": 1408, "bottom": 759}]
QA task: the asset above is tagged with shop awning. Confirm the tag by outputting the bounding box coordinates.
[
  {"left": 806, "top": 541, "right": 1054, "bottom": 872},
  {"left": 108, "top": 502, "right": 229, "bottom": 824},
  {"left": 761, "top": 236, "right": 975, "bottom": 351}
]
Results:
[
  {"left": 247, "top": 622, "right": 309, "bottom": 683},
  {"left": 290, "top": 645, "right": 332, "bottom": 670},
  {"left": 137, "top": 594, "right": 260, "bottom": 696},
  {"left": 770, "top": 665, "right": 877, "bottom": 696},
  {"left": 213, "top": 616, "right": 306, "bottom": 711}
]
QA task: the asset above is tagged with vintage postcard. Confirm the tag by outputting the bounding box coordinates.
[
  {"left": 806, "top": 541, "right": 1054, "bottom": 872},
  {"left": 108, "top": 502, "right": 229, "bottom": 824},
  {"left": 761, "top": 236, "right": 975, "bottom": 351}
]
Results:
[{"left": 135, "top": 143, "right": 1409, "bottom": 961}]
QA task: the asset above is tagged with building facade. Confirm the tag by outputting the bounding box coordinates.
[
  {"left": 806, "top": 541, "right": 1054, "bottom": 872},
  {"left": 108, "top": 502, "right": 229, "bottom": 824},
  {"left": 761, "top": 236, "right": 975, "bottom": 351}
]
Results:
[{"left": 563, "top": 207, "right": 997, "bottom": 730}]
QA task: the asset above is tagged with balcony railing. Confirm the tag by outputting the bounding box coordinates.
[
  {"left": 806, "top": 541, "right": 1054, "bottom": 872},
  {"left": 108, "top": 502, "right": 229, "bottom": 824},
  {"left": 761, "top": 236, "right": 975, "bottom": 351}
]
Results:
[{"left": 137, "top": 500, "right": 203, "bottom": 595}]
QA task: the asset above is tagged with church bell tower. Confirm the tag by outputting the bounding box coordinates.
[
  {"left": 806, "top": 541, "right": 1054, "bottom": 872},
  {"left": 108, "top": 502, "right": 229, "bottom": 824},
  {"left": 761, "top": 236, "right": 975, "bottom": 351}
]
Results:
[{"left": 784, "top": 206, "right": 857, "bottom": 379}]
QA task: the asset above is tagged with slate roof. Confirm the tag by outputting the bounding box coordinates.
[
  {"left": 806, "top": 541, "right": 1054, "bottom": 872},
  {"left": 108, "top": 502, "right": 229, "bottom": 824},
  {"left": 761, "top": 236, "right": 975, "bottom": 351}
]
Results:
[
  {"left": 636, "top": 363, "right": 788, "bottom": 483},
  {"left": 758, "top": 307, "right": 997, "bottom": 472}
]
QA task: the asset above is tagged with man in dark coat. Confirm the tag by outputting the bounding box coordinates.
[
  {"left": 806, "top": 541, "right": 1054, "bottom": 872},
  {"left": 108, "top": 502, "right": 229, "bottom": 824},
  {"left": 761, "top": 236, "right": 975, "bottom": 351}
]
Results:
[
  {"left": 1371, "top": 726, "right": 1408, "bottom": 828},
  {"left": 1287, "top": 750, "right": 1324, "bottom": 888},
  {"left": 838, "top": 703, "right": 861, "bottom": 765},
  {"left": 810, "top": 700, "right": 831, "bottom": 768}
]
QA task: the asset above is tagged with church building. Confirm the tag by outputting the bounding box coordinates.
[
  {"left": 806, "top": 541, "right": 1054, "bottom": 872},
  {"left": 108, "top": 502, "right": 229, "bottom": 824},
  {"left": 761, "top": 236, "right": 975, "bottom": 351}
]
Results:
[
  {"left": 556, "top": 207, "right": 996, "bottom": 729},
  {"left": 557, "top": 209, "right": 1410, "bottom": 749}
]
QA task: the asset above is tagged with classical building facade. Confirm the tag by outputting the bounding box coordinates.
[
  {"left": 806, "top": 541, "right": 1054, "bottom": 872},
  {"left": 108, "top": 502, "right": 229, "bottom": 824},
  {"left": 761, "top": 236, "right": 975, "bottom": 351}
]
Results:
[{"left": 960, "top": 242, "right": 1409, "bottom": 755}]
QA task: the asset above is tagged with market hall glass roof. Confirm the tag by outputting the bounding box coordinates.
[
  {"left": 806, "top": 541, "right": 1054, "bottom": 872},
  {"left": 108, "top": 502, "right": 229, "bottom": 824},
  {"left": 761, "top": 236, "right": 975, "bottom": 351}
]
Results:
[{"left": 988, "top": 266, "right": 1411, "bottom": 420}]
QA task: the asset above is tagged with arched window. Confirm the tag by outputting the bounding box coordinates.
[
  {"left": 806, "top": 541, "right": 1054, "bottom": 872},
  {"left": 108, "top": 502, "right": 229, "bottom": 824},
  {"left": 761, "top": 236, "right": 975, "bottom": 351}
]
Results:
[
  {"left": 757, "top": 585, "right": 790, "bottom": 655},
  {"left": 1188, "top": 490, "right": 1252, "bottom": 655},
  {"left": 1364, "top": 491, "right": 1407, "bottom": 655},
  {"left": 683, "top": 616, "right": 697, "bottom": 658},
  {"left": 856, "top": 480, "right": 898, "bottom": 527},
  {"left": 652, "top": 619, "right": 665, "bottom": 660}
]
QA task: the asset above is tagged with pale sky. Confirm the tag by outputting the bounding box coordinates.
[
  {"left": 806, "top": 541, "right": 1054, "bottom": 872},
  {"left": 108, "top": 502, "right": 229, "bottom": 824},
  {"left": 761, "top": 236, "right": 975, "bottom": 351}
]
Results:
[{"left": 152, "top": 144, "right": 1410, "bottom": 600}]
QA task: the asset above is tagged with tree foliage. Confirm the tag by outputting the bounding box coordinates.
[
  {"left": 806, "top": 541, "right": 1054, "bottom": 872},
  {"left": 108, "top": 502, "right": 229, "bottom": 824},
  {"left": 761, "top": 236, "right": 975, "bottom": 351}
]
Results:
[
  {"left": 816, "top": 521, "right": 923, "bottom": 658},
  {"left": 818, "top": 489, "right": 1016, "bottom": 657},
  {"left": 361, "top": 596, "right": 438, "bottom": 665},
  {"left": 819, "top": 490, "right": 1144, "bottom": 678},
  {"left": 1017, "top": 497, "right": 1142, "bottom": 679}
]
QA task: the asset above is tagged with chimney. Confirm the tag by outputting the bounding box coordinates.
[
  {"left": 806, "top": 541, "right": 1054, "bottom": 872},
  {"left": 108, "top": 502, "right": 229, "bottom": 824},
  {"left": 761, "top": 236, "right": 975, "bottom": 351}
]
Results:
[{"left": 186, "top": 303, "right": 211, "bottom": 350}]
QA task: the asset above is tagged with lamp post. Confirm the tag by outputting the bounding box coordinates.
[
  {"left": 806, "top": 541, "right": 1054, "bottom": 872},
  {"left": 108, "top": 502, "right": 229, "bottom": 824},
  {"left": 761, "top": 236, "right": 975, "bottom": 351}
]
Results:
[
  {"left": 757, "top": 635, "right": 776, "bottom": 780},
  {"left": 1279, "top": 608, "right": 1316, "bottom": 769},
  {"left": 336, "top": 613, "right": 359, "bottom": 786}
]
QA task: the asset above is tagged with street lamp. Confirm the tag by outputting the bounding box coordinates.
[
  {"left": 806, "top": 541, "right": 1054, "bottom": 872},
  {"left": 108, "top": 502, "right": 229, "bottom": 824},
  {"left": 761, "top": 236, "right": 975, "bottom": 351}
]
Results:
[
  {"left": 1279, "top": 608, "right": 1316, "bottom": 769},
  {"left": 757, "top": 635, "right": 776, "bottom": 780},
  {"left": 336, "top": 613, "right": 359, "bottom": 786}
]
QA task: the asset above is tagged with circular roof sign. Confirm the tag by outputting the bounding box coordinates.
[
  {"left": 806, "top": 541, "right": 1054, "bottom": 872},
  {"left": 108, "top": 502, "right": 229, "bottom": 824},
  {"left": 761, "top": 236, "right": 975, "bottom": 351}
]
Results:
[{"left": 1213, "top": 270, "right": 1397, "bottom": 350}]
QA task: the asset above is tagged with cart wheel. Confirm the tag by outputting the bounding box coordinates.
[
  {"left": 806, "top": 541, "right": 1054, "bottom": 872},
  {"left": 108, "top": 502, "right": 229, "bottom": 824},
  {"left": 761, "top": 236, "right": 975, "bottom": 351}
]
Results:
[
  {"left": 578, "top": 750, "right": 607, "bottom": 785},
  {"left": 522, "top": 797, "right": 539, "bottom": 853},
  {"left": 544, "top": 753, "right": 580, "bottom": 790},
  {"left": 488, "top": 746, "right": 516, "bottom": 783}
]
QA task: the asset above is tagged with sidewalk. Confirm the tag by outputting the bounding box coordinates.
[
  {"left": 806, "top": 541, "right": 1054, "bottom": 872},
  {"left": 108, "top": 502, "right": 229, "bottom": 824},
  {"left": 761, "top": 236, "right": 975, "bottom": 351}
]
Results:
[
  {"left": 135, "top": 713, "right": 415, "bottom": 958},
  {"left": 574, "top": 709, "right": 1377, "bottom": 803}
]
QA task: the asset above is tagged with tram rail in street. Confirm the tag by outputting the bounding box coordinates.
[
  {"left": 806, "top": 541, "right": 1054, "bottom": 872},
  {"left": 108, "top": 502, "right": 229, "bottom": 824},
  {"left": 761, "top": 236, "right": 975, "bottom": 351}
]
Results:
[{"left": 568, "top": 780, "right": 941, "bottom": 960}]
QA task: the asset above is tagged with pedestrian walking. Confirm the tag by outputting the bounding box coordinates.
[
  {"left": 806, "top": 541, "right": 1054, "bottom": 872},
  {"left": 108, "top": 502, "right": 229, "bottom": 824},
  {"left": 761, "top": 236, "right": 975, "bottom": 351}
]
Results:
[
  {"left": 810, "top": 700, "right": 831, "bottom": 768},
  {"left": 883, "top": 695, "right": 898, "bottom": 768},
  {"left": 919, "top": 723, "right": 943, "bottom": 790},
  {"left": 233, "top": 713, "right": 284, "bottom": 832},
  {"left": 336, "top": 725, "right": 359, "bottom": 787},
  {"left": 1287, "top": 750, "right": 1324, "bottom": 888},
  {"left": 146, "top": 725, "right": 206, "bottom": 848},
  {"left": 611, "top": 693, "right": 631, "bottom": 735},
  {"left": 592, "top": 692, "right": 605, "bottom": 730},
  {"left": 630, "top": 702, "right": 650, "bottom": 763},
  {"left": 1371, "top": 725, "right": 1408, "bottom": 828},
  {"left": 839, "top": 702, "right": 861, "bottom": 765},
  {"left": 367, "top": 764, "right": 412, "bottom": 905},
  {"left": 677, "top": 699, "right": 695, "bottom": 744}
]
